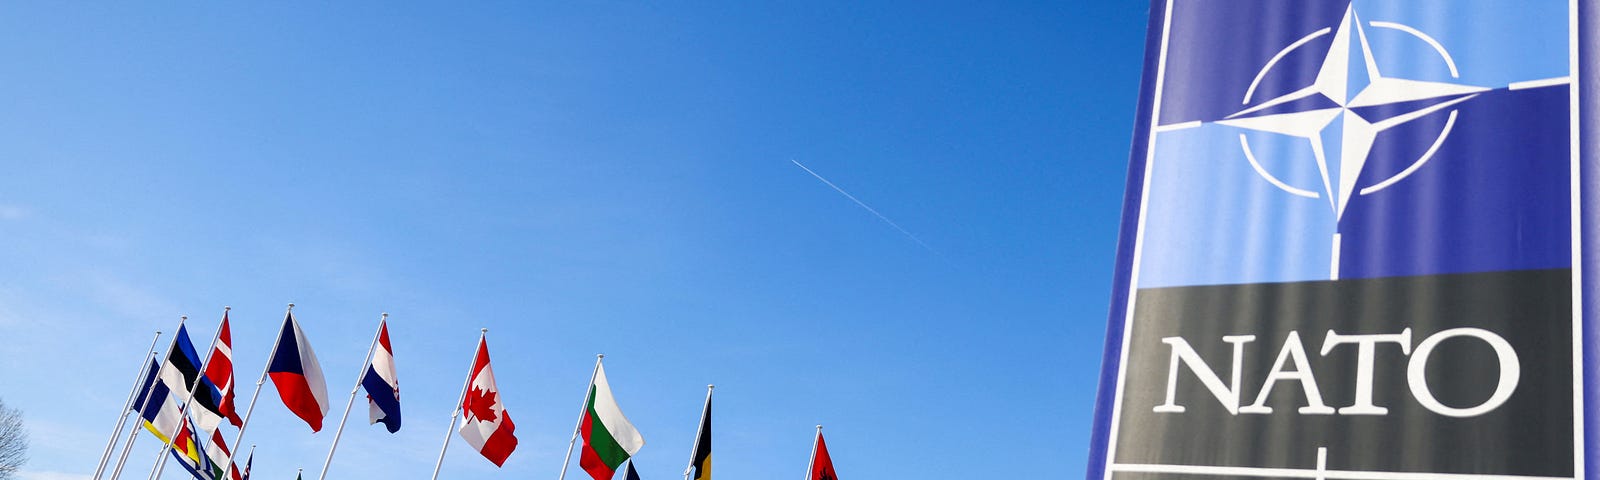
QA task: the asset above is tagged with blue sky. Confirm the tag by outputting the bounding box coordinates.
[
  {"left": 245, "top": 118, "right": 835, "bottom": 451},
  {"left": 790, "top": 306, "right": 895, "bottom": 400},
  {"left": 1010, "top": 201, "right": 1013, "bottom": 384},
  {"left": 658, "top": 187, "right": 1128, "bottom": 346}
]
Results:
[{"left": 0, "top": 2, "right": 1149, "bottom": 479}]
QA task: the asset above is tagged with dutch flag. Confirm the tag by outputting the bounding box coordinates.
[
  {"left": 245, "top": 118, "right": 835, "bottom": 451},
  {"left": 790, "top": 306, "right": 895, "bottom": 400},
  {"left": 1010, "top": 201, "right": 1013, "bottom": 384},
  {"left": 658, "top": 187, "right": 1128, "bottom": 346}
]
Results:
[
  {"left": 267, "top": 309, "right": 329, "bottom": 432},
  {"left": 362, "top": 319, "right": 402, "bottom": 433}
]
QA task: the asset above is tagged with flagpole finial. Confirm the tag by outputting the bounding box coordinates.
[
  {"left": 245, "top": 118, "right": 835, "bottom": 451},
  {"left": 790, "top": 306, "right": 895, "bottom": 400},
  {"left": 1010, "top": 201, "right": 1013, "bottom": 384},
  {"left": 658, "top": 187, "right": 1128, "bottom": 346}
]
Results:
[
  {"left": 481, "top": 327, "right": 488, "bottom": 333},
  {"left": 288, "top": 303, "right": 295, "bottom": 311},
  {"left": 225, "top": 305, "right": 231, "bottom": 311},
  {"left": 816, "top": 424, "right": 823, "bottom": 431},
  {"left": 181, "top": 315, "right": 187, "bottom": 321},
  {"left": 382, "top": 312, "right": 389, "bottom": 319},
  {"left": 708, "top": 384, "right": 715, "bottom": 390},
  {"left": 597, "top": 353, "right": 605, "bottom": 359}
]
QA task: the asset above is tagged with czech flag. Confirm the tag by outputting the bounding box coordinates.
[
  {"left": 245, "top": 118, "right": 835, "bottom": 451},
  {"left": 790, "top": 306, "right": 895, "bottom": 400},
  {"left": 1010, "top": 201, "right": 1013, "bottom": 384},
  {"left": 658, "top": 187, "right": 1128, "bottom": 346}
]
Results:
[
  {"left": 362, "top": 319, "right": 402, "bottom": 433},
  {"left": 267, "top": 311, "right": 329, "bottom": 432}
]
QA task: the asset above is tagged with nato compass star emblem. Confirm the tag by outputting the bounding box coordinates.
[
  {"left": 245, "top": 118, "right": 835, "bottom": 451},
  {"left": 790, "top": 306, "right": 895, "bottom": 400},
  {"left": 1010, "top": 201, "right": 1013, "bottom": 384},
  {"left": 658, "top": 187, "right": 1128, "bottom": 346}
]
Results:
[{"left": 1188, "top": 5, "right": 1500, "bottom": 280}]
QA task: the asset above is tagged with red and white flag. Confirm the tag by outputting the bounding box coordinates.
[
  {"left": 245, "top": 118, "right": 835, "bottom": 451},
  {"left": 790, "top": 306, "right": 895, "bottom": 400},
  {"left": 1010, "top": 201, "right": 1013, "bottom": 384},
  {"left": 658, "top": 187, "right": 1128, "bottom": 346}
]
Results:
[
  {"left": 458, "top": 336, "right": 517, "bottom": 466},
  {"left": 204, "top": 309, "right": 243, "bottom": 427}
]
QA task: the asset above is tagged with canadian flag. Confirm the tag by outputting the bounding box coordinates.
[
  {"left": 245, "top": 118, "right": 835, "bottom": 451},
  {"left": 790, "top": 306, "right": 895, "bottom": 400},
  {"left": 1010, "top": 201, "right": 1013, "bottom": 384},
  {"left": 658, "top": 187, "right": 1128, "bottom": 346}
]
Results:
[{"left": 458, "top": 336, "right": 518, "bottom": 467}]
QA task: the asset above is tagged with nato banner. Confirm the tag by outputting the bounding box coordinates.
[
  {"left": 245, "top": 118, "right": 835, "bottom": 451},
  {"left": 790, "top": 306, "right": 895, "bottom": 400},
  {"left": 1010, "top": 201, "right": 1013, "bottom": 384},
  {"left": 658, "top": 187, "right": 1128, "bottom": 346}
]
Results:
[{"left": 1087, "top": 2, "right": 1597, "bottom": 480}]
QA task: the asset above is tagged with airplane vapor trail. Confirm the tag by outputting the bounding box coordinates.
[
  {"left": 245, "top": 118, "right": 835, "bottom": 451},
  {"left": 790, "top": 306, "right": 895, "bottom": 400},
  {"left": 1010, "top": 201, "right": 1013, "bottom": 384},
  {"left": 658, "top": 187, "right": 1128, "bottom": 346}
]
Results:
[{"left": 790, "top": 159, "right": 938, "bottom": 254}]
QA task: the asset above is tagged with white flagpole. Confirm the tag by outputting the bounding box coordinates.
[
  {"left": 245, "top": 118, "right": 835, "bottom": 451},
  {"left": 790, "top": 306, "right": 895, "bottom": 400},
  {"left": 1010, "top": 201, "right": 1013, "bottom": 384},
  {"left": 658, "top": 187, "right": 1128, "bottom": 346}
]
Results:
[
  {"left": 683, "top": 385, "right": 713, "bottom": 480},
  {"left": 430, "top": 328, "right": 488, "bottom": 480},
  {"left": 317, "top": 312, "right": 387, "bottom": 480},
  {"left": 146, "top": 310, "right": 228, "bottom": 480},
  {"left": 106, "top": 396, "right": 152, "bottom": 480},
  {"left": 107, "top": 346, "right": 170, "bottom": 480},
  {"left": 804, "top": 425, "right": 821, "bottom": 480},
  {"left": 93, "top": 330, "right": 163, "bottom": 480},
  {"left": 557, "top": 354, "right": 605, "bottom": 480},
  {"left": 110, "top": 317, "right": 190, "bottom": 480},
  {"left": 120, "top": 314, "right": 188, "bottom": 480},
  {"left": 218, "top": 303, "right": 294, "bottom": 480}
]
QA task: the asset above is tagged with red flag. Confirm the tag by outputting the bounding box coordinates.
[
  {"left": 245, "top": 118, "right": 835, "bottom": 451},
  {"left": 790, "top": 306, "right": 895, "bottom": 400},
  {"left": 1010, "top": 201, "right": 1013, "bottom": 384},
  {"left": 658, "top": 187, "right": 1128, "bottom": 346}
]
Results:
[
  {"left": 810, "top": 432, "right": 837, "bottom": 480},
  {"left": 458, "top": 336, "right": 517, "bottom": 466},
  {"left": 204, "top": 310, "right": 243, "bottom": 427}
]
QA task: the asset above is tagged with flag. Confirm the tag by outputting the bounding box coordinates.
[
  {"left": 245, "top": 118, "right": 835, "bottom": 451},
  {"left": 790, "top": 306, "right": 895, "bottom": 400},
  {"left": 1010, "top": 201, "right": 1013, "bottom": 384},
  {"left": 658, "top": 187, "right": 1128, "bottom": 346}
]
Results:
[
  {"left": 578, "top": 362, "right": 645, "bottom": 480},
  {"left": 458, "top": 336, "right": 517, "bottom": 466},
  {"left": 202, "top": 428, "right": 243, "bottom": 480},
  {"left": 686, "top": 393, "right": 710, "bottom": 480},
  {"left": 203, "top": 310, "right": 243, "bottom": 427},
  {"left": 241, "top": 451, "right": 253, "bottom": 480},
  {"left": 266, "top": 311, "right": 329, "bottom": 432},
  {"left": 135, "top": 359, "right": 185, "bottom": 443},
  {"left": 168, "top": 416, "right": 215, "bottom": 480},
  {"left": 361, "top": 319, "right": 402, "bottom": 433},
  {"left": 623, "top": 460, "right": 641, "bottom": 480},
  {"left": 809, "top": 433, "right": 837, "bottom": 480},
  {"left": 160, "top": 323, "right": 227, "bottom": 432}
]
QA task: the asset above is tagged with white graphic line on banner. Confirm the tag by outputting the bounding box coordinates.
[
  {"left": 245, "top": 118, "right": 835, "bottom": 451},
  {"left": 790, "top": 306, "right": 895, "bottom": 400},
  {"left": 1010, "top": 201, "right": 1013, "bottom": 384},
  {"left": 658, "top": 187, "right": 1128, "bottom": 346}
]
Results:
[{"left": 1508, "top": 77, "right": 1571, "bottom": 91}]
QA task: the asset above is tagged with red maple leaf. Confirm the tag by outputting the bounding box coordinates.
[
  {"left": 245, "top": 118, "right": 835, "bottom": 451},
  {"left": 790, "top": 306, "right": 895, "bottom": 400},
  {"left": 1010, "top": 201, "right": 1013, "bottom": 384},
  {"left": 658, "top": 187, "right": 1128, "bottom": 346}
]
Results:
[{"left": 465, "top": 387, "right": 500, "bottom": 422}]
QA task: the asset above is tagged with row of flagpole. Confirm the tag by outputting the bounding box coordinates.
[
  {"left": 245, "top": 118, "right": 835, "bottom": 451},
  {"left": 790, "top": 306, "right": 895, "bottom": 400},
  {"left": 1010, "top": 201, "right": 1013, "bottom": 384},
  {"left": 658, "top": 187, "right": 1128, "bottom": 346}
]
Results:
[{"left": 90, "top": 304, "right": 842, "bottom": 480}]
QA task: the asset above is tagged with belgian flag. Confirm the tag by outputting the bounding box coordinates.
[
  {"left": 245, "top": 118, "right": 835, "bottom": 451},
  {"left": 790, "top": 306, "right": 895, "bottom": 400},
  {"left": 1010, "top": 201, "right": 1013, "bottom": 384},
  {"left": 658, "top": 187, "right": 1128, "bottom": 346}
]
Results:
[{"left": 687, "top": 387, "right": 711, "bottom": 480}]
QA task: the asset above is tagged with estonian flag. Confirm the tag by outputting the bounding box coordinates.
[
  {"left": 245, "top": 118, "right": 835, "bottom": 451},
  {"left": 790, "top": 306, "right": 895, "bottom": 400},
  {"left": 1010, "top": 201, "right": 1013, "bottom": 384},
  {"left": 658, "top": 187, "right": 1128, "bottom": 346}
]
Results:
[
  {"left": 159, "top": 323, "right": 227, "bottom": 432},
  {"left": 361, "top": 319, "right": 402, "bottom": 433},
  {"left": 266, "top": 311, "right": 329, "bottom": 432}
]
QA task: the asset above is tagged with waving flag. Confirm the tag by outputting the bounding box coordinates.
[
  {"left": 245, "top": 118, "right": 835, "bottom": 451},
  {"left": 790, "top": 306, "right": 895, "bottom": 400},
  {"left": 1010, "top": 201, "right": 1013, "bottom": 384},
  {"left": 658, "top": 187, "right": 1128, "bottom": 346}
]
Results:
[
  {"left": 578, "top": 362, "right": 645, "bottom": 480},
  {"left": 686, "top": 390, "right": 711, "bottom": 480},
  {"left": 361, "top": 319, "right": 402, "bottom": 433},
  {"left": 135, "top": 359, "right": 185, "bottom": 442},
  {"left": 160, "top": 323, "right": 227, "bottom": 432},
  {"left": 267, "top": 311, "right": 329, "bottom": 432},
  {"left": 458, "top": 336, "right": 517, "bottom": 466},
  {"left": 241, "top": 450, "right": 252, "bottom": 480},
  {"left": 168, "top": 416, "right": 214, "bottom": 480},
  {"left": 201, "top": 428, "right": 243, "bottom": 480},
  {"left": 623, "top": 460, "right": 641, "bottom": 480},
  {"left": 808, "top": 432, "right": 836, "bottom": 480},
  {"left": 203, "top": 309, "right": 243, "bottom": 427}
]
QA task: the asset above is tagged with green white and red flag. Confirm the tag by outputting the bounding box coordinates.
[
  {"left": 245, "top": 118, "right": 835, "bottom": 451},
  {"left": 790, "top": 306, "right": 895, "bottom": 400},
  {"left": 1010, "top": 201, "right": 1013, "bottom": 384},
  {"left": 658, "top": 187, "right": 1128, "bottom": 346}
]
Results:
[{"left": 578, "top": 362, "right": 645, "bottom": 480}]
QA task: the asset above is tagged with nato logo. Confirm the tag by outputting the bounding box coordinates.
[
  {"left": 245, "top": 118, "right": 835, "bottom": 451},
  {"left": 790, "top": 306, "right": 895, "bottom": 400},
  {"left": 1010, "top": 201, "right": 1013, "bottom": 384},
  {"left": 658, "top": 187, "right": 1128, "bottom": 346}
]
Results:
[{"left": 1134, "top": 0, "right": 1573, "bottom": 288}]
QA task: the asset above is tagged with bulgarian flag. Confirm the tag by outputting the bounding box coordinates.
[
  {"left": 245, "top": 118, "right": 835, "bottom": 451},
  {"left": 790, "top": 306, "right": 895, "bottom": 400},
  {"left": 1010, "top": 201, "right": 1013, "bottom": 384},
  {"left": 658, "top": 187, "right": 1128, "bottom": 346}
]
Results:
[{"left": 578, "top": 362, "right": 645, "bottom": 480}]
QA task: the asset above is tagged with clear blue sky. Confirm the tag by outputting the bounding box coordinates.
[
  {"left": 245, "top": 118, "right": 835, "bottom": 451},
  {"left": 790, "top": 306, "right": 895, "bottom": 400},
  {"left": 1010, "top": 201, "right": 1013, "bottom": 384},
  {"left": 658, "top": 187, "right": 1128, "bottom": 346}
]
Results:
[{"left": 0, "top": 2, "right": 1150, "bottom": 479}]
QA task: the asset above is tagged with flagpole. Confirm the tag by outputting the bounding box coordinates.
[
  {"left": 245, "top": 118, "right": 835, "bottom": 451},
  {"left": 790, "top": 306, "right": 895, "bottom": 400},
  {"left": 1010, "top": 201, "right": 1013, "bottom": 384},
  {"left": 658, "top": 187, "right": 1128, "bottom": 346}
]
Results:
[
  {"left": 146, "top": 310, "right": 229, "bottom": 480},
  {"left": 147, "top": 307, "right": 230, "bottom": 480},
  {"left": 430, "top": 328, "right": 487, "bottom": 480},
  {"left": 683, "top": 384, "right": 713, "bottom": 480},
  {"left": 106, "top": 396, "right": 151, "bottom": 480},
  {"left": 557, "top": 354, "right": 605, "bottom": 480},
  {"left": 317, "top": 312, "right": 387, "bottom": 480},
  {"left": 93, "top": 330, "right": 163, "bottom": 480},
  {"left": 111, "top": 316, "right": 194, "bottom": 480},
  {"left": 804, "top": 425, "right": 821, "bottom": 480},
  {"left": 110, "top": 328, "right": 182, "bottom": 480},
  {"left": 218, "top": 304, "right": 294, "bottom": 480}
]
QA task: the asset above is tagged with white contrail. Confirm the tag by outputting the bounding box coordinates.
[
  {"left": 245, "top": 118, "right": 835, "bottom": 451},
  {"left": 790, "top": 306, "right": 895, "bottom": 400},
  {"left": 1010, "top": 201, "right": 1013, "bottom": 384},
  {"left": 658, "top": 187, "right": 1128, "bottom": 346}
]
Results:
[{"left": 791, "top": 159, "right": 937, "bottom": 254}]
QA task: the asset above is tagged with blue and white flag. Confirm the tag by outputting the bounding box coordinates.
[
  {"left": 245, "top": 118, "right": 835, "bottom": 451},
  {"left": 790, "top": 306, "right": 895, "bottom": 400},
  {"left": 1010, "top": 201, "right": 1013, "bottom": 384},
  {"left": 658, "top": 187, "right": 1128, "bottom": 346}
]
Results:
[
  {"left": 1087, "top": 2, "right": 1594, "bottom": 480},
  {"left": 361, "top": 319, "right": 401, "bottom": 433}
]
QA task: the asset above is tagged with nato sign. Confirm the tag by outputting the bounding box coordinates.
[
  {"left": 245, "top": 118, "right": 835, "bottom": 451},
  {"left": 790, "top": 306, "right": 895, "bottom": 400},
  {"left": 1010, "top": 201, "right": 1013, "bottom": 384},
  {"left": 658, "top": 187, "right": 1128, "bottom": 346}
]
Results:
[{"left": 1088, "top": 2, "right": 1597, "bottom": 480}]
